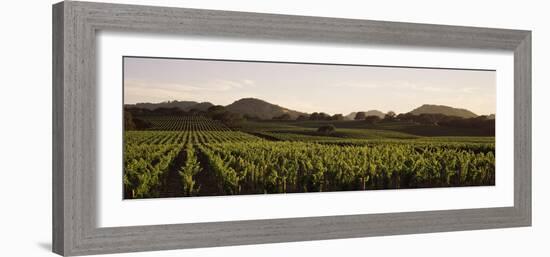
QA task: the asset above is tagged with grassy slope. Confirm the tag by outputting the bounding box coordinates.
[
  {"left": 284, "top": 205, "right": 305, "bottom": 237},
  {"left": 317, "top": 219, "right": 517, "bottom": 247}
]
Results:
[
  {"left": 242, "top": 120, "right": 493, "bottom": 137},
  {"left": 137, "top": 116, "right": 494, "bottom": 143},
  {"left": 240, "top": 120, "right": 495, "bottom": 143}
]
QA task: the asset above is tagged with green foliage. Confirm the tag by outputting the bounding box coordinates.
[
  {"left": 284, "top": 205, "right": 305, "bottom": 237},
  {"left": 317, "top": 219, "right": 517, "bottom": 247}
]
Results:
[
  {"left": 123, "top": 143, "right": 180, "bottom": 198},
  {"left": 178, "top": 144, "right": 202, "bottom": 196},
  {"left": 137, "top": 115, "right": 230, "bottom": 131},
  {"left": 198, "top": 141, "right": 495, "bottom": 195},
  {"left": 273, "top": 113, "right": 292, "bottom": 120},
  {"left": 331, "top": 114, "right": 345, "bottom": 121},
  {"left": 317, "top": 124, "right": 336, "bottom": 135},
  {"left": 364, "top": 115, "right": 381, "bottom": 124},
  {"left": 123, "top": 129, "right": 263, "bottom": 198},
  {"left": 124, "top": 111, "right": 136, "bottom": 130},
  {"left": 354, "top": 112, "right": 366, "bottom": 120},
  {"left": 123, "top": 115, "right": 495, "bottom": 199},
  {"left": 384, "top": 111, "right": 396, "bottom": 121}
]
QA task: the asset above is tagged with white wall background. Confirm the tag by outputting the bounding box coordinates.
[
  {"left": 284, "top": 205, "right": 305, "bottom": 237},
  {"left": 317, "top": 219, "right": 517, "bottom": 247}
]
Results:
[{"left": 0, "top": 0, "right": 547, "bottom": 256}]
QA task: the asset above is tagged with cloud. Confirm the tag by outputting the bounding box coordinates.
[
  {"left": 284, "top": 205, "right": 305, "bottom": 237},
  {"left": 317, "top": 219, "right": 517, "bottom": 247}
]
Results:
[
  {"left": 242, "top": 79, "right": 255, "bottom": 86},
  {"left": 125, "top": 78, "right": 255, "bottom": 92},
  {"left": 123, "top": 78, "right": 258, "bottom": 104},
  {"left": 331, "top": 80, "right": 446, "bottom": 92},
  {"left": 209, "top": 79, "right": 257, "bottom": 90},
  {"left": 460, "top": 87, "right": 479, "bottom": 93},
  {"left": 330, "top": 80, "right": 482, "bottom": 98},
  {"left": 389, "top": 81, "right": 481, "bottom": 94}
]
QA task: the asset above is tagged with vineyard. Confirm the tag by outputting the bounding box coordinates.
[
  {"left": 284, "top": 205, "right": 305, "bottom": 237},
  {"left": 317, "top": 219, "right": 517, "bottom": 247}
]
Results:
[
  {"left": 124, "top": 115, "right": 495, "bottom": 199},
  {"left": 142, "top": 115, "right": 231, "bottom": 131}
]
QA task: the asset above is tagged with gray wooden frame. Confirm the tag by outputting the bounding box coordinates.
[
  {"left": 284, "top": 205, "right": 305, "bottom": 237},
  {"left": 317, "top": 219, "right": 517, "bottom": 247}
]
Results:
[{"left": 52, "top": 1, "right": 531, "bottom": 256}]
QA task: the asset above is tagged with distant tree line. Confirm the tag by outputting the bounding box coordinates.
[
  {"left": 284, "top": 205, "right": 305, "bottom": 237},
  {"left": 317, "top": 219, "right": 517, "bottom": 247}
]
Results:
[
  {"left": 305, "top": 112, "right": 344, "bottom": 121},
  {"left": 256, "top": 112, "right": 346, "bottom": 121},
  {"left": 348, "top": 111, "right": 495, "bottom": 134},
  {"left": 125, "top": 105, "right": 494, "bottom": 134},
  {"left": 205, "top": 105, "right": 244, "bottom": 128},
  {"left": 394, "top": 113, "right": 495, "bottom": 131},
  {"left": 125, "top": 106, "right": 204, "bottom": 116},
  {"left": 124, "top": 111, "right": 153, "bottom": 130}
]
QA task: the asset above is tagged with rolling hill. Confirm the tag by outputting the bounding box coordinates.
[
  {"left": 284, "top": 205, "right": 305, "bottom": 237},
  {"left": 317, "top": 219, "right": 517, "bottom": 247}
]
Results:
[
  {"left": 127, "top": 99, "right": 482, "bottom": 121},
  {"left": 225, "top": 98, "right": 307, "bottom": 120},
  {"left": 408, "top": 104, "right": 478, "bottom": 118}
]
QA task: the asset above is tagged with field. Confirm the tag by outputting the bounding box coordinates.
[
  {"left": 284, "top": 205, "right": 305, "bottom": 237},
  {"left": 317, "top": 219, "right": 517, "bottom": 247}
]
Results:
[{"left": 123, "top": 115, "right": 495, "bottom": 199}]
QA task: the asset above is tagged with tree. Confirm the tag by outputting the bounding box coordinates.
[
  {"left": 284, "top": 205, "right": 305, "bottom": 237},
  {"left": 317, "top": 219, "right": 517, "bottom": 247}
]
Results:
[
  {"left": 152, "top": 107, "right": 186, "bottom": 116},
  {"left": 310, "top": 112, "right": 319, "bottom": 120},
  {"left": 384, "top": 111, "right": 396, "bottom": 121},
  {"left": 317, "top": 124, "right": 336, "bottom": 135},
  {"left": 133, "top": 118, "right": 153, "bottom": 130},
  {"left": 364, "top": 115, "right": 381, "bottom": 124},
  {"left": 310, "top": 112, "right": 331, "bottom": 120},
  {"left": 273, "top": 113, "right": 292, "bottom": 120},
  {"left": 319, "top": 113, "right": 331, "bottom": 120},
  {"left": 207, "top": 105, "right": 229, "bottom": 120},
  {"left": 220, "top": 112, "right": 244, "bottom": 128},
  {"left": 124, "top": 111, "right": 136, "bottom": 130},
  {"left": 296, "top": 115, "right": 309, "bottom": 121},
  {"left": 354, "top": 112, "right": 366, "bottom": 120},
  {"left": 207, "top": 105, "right": 226, "bottom": 115},
  {"left": 331, "top": 114, "right": 345, "bottom": 121},
  {"left": 188, "top": 108, "right": 202, "bottom": 115},
  {"left": 207, "top": 105, "right": 225, "bottom": 113},
  {"left": 396, "top": 113, "right": 415, "bottom": 122}
]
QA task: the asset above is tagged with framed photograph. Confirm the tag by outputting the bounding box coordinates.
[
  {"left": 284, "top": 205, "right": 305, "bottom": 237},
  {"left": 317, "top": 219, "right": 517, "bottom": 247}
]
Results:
[{"left": 53, "top": 1, "right": 531, "bottom": 256}]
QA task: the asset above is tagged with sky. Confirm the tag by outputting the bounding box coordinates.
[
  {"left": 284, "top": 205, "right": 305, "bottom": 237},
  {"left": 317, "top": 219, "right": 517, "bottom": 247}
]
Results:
[{"left": 123, "top": 57, "right": 496, "bottom": 116}]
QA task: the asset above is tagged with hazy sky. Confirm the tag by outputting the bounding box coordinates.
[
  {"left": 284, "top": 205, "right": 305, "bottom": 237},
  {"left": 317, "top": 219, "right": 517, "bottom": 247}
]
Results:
[{"left": 124, "top": 57, "right": 496, "bottom": 115}]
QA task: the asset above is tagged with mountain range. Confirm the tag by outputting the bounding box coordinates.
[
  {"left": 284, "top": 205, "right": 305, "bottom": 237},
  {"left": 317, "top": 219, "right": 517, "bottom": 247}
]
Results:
[{"left": 126, "top": 98, "right": 483, "bottom": 119}]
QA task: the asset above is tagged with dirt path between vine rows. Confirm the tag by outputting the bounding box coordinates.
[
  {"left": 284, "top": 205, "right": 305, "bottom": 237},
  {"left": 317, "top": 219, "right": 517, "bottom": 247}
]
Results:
[
  {"left": 159, "top": 147, "right": 185, "bottom": 198},
  {"left": 194, "top": 147, "right": 223, "bottom": 196}
]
